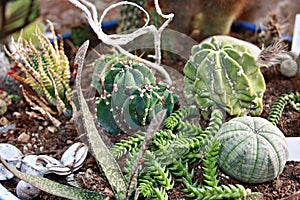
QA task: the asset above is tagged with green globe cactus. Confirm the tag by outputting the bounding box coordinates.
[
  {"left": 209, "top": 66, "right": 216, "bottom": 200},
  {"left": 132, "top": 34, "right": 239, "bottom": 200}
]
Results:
[
  {"left": 94, "top": 55, "right": 178, "bottom": 135},
  {"left": 184, "top": 37, "right": 266, "bottom": 116},
  {"left": 216, "top": 116, "right": 289, "bottom": 183}
]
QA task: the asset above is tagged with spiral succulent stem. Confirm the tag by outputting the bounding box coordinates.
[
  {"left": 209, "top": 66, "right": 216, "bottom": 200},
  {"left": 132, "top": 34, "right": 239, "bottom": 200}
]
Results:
[
  {"left": 268, "top": 92, "right": 300, "bottom": 125},
  {"left": 164, "top": 106, "right": 199, "bottom": 130}
]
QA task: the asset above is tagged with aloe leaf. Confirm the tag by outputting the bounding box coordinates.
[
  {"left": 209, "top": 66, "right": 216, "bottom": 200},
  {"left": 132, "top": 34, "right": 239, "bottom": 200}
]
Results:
[
  {"left": 73, "top": 40, "right": 127, "bottom": 199},
  {"left": 126, "top": 109, "right": 167, "bottom": 199},
  {"left": 0, "top": 157, "right": 106, "bottom": 200}
]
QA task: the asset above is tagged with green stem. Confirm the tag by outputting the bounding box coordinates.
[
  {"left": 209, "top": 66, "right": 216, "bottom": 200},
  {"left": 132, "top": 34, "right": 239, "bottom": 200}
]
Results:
[{"left": 268, "top": 92, "right": 300, "bottom": 125}]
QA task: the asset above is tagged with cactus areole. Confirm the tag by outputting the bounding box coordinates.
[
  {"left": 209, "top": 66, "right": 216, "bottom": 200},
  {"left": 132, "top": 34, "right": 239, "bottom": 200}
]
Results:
[
  {"left": 216, "top": 116, "right": 288, "bottom": 183},
  {"left": 184, "top": 37, "right": 266, "bottom": 116}
]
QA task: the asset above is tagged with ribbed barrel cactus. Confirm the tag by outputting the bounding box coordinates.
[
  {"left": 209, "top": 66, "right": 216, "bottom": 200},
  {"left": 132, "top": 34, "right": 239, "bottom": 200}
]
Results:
[
  {"left": 216, "top": 116, "right": 289, "bottom": 183},
  {"left": 93, "top": 55, "right": 178, "bottom": 135},
  {"left": 184, "top": 37, "right": 266, "bottom": 116}
]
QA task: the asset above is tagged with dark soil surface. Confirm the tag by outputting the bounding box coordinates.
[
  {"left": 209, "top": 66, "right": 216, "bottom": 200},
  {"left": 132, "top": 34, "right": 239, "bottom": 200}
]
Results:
[{"left": 1, "top": 44, "right": 300, "bottom": 200}]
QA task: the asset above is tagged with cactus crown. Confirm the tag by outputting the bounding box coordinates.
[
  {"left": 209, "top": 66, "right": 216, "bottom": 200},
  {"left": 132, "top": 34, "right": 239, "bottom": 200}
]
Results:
[
  {"left": 93, "top": 54, "right": 178, "bottom": 135},
  {"left": 184, "top": 37, "right": 266, "bottom": 116}
]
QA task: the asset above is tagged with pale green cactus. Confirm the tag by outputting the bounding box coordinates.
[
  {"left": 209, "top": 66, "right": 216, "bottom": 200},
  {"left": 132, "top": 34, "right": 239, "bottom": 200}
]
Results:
[
  {"left": 184, "top": 37, "right": 266, "bottom": 116},
  {"left": 216, "top": 116, "right": 289, "bottom": 183},
  {"left": 93, "top": 55, "right": 178, "bottom": 135}
]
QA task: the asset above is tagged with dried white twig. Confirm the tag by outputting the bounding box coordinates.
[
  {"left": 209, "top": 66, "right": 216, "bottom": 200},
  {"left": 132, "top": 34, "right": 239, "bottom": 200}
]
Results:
[{"left": 68, "top": 0, "right": 173, "bottom": 84}]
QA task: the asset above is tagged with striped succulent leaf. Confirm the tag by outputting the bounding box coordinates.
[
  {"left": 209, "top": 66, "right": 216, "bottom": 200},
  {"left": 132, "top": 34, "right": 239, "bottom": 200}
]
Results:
[
  {"left": 184, "top": 37, "right": 266, "bottom": 116},
  {"left": 94, "top": 55, "right": 178, "bottom": 134},
  {"left": 216, "top": 116, "right": 289, "bottom": 183}
]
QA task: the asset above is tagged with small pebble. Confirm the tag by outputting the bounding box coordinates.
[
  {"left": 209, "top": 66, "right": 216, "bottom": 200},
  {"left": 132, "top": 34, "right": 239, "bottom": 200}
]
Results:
[
  {"left": 47, "top": 126, "right": 57, "bottom": 133},
  {"left": 31, "top": 137, "right": 36, "bottom": 143},
  {"left": 26, "top": 143, "right": 33, "bottom": 151},
  {"left": 42, "top": 121, "right": 49, "bottom": 126},
  {"left": 0, "top": 116, "right": 9, "bottom": 126},
  {"left": 12, "top": 112, "right": 21, "bottom": 118},
  {"left": 67, "top": 140, "right": 73, "bottom": 145},
  {"left": 23, "top": 146, "right": 29, "bottom": 154},
  {"left": 39, "top": 146, "right": 44, "bottom": 152},
  {"left": 18, "top": 132, "right": 31, "bottom": 143},
  {"left": 16, "top": 180, "right": 40, "bottom": 199},
  {"left": 280, "top": 59, "right": 298, "bottom": 77}
]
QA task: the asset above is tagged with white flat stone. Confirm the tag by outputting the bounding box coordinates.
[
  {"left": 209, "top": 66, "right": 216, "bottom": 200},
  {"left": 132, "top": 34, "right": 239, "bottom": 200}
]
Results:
[{"left": 286, "top": 137, "right": 300, "bottom": 161}]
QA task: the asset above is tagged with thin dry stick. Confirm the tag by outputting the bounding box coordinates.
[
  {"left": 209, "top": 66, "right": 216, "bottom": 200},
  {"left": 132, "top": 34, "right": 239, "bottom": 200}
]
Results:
[{"left": 68, "top": 0, "right": 173, "bottom": 84}]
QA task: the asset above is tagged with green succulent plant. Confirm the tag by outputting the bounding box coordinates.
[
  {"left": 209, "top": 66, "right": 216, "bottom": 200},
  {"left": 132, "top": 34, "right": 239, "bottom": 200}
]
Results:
[
  {"left": 118, "top": 0, "right": 148, "bottom": 33},
  {"left": 93, "top": 54, "right": 178, "bottom": 134},
  {"left": 268, "top": 92, "right": 300, "bottom": 125},
  {"left": 216, "top": 116, "right": 289, "bottom": 183},
  {"left": 118, "top": 0, "right": 165, "bottom": 33},
  {"left": 0, "top": 0, "right": 39, "bottom": 41},
  {"left": 5, "top": 21, "right": 73, "bottom": 123},
  {"left": 112, "top": 108, "right": 261, "bottom": 199},
  {"left": 0, "top": 39, "right": 263, "bottom": 200},
  {"left": 184, "top": 36, "right": 266, "bottom": 116}
]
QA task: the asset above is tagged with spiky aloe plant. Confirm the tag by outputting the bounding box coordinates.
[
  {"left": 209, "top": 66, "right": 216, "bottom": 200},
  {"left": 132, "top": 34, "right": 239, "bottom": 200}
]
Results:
[
  {"left": 5, "top": 20, "right": 73, "bottom": 121},
  {"left": 184, "top": 36, "right": 266, "bottom": 116},
  {"left": 93, "top": 54, "right": 178, "bottom": 134}
]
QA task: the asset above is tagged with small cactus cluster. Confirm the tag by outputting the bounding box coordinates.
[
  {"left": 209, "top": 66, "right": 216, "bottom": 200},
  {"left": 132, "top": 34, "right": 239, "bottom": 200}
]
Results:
[
  {"left": 93, "top": 54, "right": 178, "bottom": 135},
  {"left": 118, "top": 0, "right": 148, "bottom": 33},
  {"left": 5, "top": 21, "right": 73, "bottom": 122},
  {"left": 184, "top": 37, "right": 266, "bottom": 116},
  {"left": 118, "top": 0, "right": 165, "bottom": 33}
]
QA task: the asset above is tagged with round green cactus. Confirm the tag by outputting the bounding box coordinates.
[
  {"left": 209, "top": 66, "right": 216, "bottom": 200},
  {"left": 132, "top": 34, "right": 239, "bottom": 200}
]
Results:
[
  {"left": 216, "top": 116, "right": 288, "bottom": 183},
  {"left": 94, "top": 55, "right": 178, "bottom": 135},
  {"left": 184, "top": 37, "right": 266, "bottom": 116}
]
